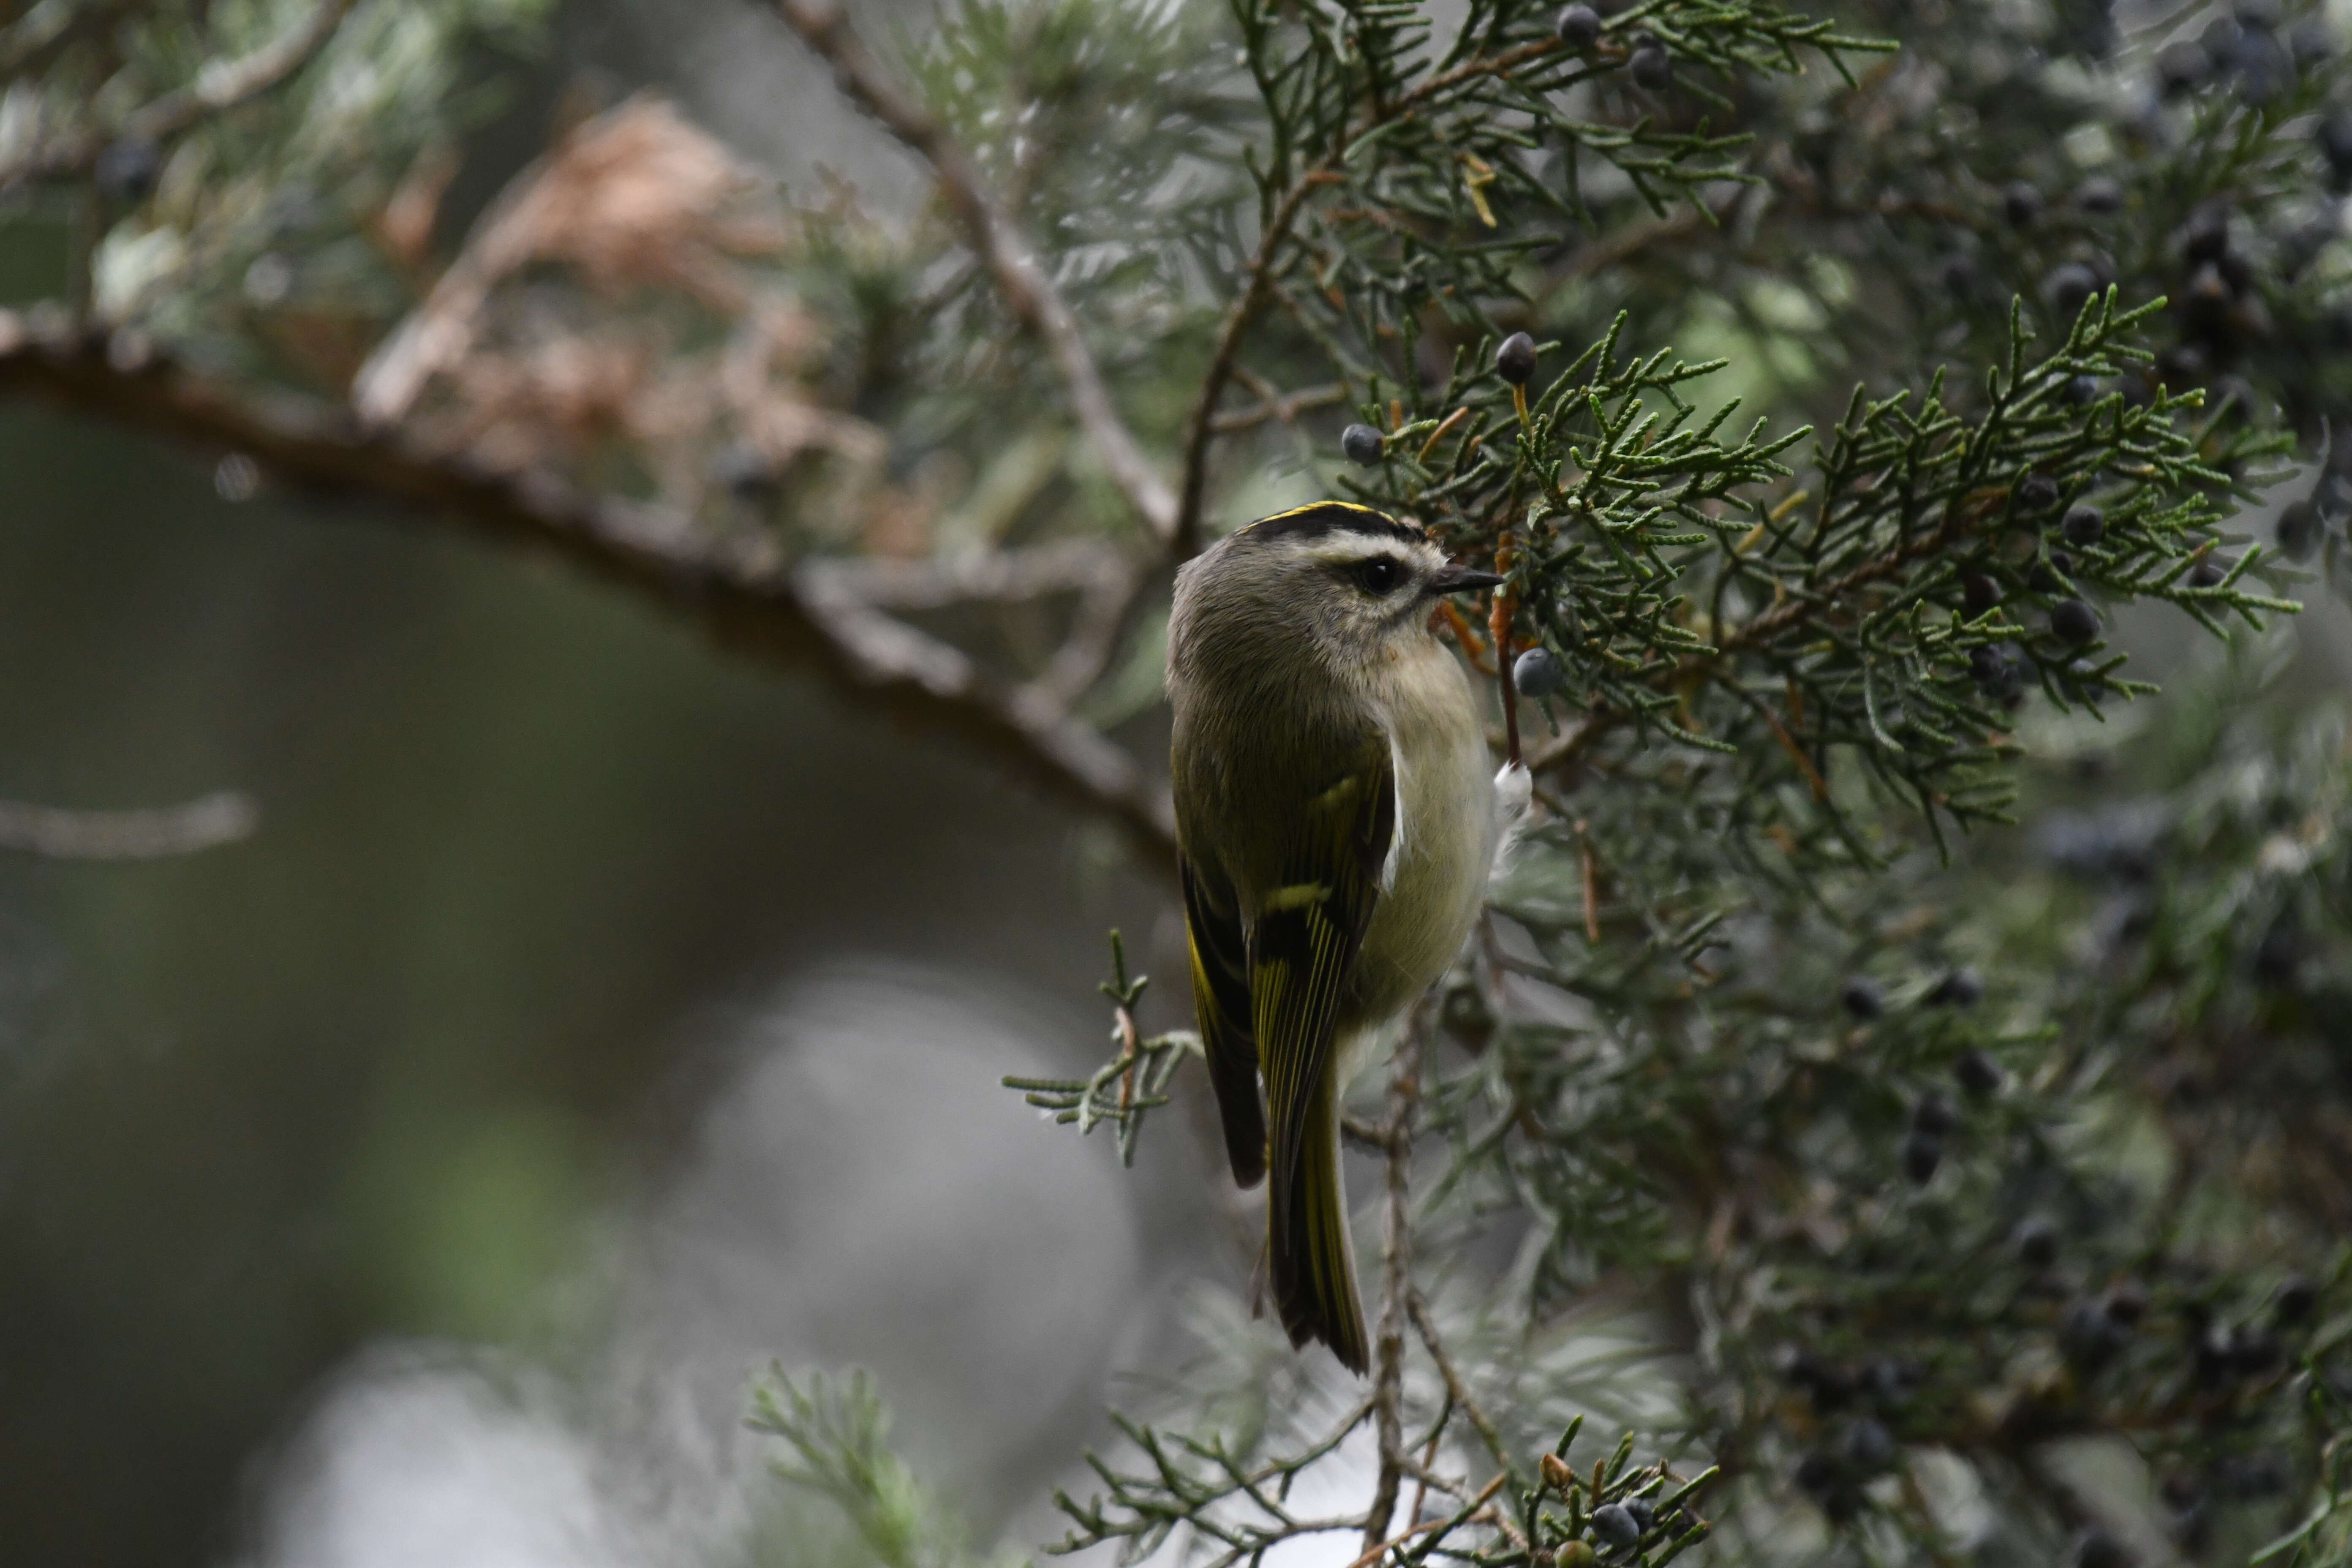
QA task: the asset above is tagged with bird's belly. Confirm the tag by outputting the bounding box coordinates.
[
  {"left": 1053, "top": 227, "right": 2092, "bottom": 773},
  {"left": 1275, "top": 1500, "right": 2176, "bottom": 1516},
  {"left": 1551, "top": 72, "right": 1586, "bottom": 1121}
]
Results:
[{"left": 1345, "top": 690, "right": 1492, "bottom": 1032}]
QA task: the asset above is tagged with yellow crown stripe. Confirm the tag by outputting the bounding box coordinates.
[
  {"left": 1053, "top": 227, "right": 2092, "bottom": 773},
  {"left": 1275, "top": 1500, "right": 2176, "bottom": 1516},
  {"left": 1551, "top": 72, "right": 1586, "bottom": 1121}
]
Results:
[{"left": 1238, "top": 501, "right": 1424, "bottom": 537}]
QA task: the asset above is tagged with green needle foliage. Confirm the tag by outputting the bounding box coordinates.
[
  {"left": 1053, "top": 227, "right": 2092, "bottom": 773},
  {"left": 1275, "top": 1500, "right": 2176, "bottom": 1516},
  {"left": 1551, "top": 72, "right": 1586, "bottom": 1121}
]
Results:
[
  {"left": 754, "top": 0, "right": 2352, "bottom": 1547},
  {"left": 752, "top": 1372, "right": 983, "bottom": 1568},
  {"left": 1001, "top": 931, "right": 1205, "bottom": 1166},
  {"left": 1355, "top": 296, "right": 2300, "bottom": 858},
  {"left": 778, "top": 0, "right": 2352, "bottom": 1557}
]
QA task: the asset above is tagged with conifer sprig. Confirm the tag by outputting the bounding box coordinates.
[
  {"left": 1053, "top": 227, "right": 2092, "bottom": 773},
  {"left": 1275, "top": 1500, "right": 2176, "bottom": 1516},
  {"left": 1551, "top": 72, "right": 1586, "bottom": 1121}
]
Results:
[{"left": 1001, "top": 931, "right": 1202, "bottom": 1165}]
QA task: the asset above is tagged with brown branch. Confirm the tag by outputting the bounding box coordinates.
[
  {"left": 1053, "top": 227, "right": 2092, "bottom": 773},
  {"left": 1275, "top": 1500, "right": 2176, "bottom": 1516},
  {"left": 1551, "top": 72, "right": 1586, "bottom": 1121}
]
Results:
[
  {"left": 1345, "top": 1473, "right": 1508, "bottom": 1568},
  {"left": 0, "top": 0, "right": 356, "bottom": 191},
  {"left": 1577, "top": 819, "right": 1601, "bottom": 944},
  {"left": 1557, "top": 183, "right": 1748, "bottom": 282},
  {"left": 1209, "top": 381, "right": 1347, "bottom": 434},
  {"left": 1175, "top": 175, "right": 1323, "bottom": 557},
  {"left": 1720, "top": 677, "right": 1828, "bottom": 801},
  {"left": 1171, "top": 37, "right": 1587, "bottom": 554},
  {"left": 0, "top": 791, "right": 256, "bottom": 859},
  {"left": 768, "top": 0, "right": 1178, "bottom": 544},
  {"left": 797, "top": 538, "right": 1127, "bottom": 612},
  {"left": 1720, "top": 486, "right": 2006, "bottom": 655},
  {"left": 1409, "top": 36, "right": 1568, "bottom": 106},
  {"left": 1029, "top": 556, "right": 1153, "bottom": 708},
  {"left": 0, "top": 313, "right": 1181, "bottom": 873},
  {"left": 1405, "top": 1290, "right": 1514, "bottom": 1475}
]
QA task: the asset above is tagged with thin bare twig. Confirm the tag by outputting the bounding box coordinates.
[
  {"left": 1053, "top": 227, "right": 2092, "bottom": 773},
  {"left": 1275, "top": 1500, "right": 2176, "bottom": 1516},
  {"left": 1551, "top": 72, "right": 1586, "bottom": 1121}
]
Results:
[
  {"left": 0, "top": 791, "right": 256, "bottom": 859},
  {"left": 1524, "top": 716, "right": 1602, "bottom": 773},
  {"left": 1345, "top": 1472, "right": 1507, "bottom": 1568},
  {"left": 126, "top": 0, "right": 356, "bottom": 144},
  {"left": 1549, "top": 183, "right": 1750, "bottom": 287},
  {"left": 1722, "top": 676, "right": 1829, "bottom": 801},
  {"left": 0, "top": 312, "right": 1181, "bottom": 872},
  {"left": 1405, "top": 1290, "right": 1514, "bottom": 1476},
  {"left": 1028, "top": 555, "right": 1152, "bottom": 708},
  {"left": 1209, "top": 382, "right": 1347, "bottom": 434},
  {"left": 1174, "top": 34, "right": 1611, "bottom": 555},
  {"left": 0, "top": 0, "right": 356, "bottom": 191},
  {"left": 768, "top": 0, "right": 1179, "bottom": 544},
  {"left": 1176, "top": 176, "right": 1322, "bottom": 557},
  {"left": 1577, "top": 819, "right": 1602, "bottom": 945}
]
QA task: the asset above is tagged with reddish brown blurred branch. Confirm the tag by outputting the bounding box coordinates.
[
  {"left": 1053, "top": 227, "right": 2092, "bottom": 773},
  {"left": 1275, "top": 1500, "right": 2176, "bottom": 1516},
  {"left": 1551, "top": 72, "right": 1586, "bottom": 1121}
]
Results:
[
  {"left": 767, "top": 0, "right": 1179, "bottom": 545},
  {"left": 0, "top": 314, "right": 1181, "bottom": 872}
]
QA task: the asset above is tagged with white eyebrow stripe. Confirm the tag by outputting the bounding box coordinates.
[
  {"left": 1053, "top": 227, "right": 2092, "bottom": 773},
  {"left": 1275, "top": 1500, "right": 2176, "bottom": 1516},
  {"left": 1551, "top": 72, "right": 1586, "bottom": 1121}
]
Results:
[{"left": 1305, "top": 537, "right": 1419, "bottom": 567}]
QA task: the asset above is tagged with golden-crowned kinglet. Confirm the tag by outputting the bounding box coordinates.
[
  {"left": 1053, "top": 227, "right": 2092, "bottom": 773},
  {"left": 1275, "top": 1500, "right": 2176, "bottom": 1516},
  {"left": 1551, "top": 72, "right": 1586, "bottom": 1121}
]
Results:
[{"left": 1169, "top": 501, "right": 1519, "bottom": 1373}]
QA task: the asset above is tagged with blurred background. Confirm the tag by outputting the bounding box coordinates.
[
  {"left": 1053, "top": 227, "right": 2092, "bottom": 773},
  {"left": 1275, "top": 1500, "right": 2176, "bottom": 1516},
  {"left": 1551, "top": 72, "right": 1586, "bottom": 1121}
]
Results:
[{"left": 0, "top": 3, "right": 1241, "bottom": 1561}]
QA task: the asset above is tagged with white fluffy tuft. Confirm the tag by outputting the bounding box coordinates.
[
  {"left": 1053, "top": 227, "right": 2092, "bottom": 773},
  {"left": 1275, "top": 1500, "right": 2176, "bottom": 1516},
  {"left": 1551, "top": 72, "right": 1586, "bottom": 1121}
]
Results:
[{"left": 1488, "top": 762, "right": 1533, "bottom": 883}]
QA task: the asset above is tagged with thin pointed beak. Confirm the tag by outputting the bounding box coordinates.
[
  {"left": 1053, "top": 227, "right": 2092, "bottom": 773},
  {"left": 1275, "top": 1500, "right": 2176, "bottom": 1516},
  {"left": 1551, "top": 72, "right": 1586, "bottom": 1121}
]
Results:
[{"left": 1426, "top": 565, "right": 1505, "bottom": 596}]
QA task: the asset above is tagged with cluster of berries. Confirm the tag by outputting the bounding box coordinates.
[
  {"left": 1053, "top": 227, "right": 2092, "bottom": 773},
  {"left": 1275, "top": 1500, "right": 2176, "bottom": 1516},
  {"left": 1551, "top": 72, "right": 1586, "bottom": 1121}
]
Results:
[
  {"left": 1938, "top": 178, "right": 2122, "bottom": 328},
  {"left": 1533, "top": 1452, "right": 1685, "bottom": 1563},
  {"left": 1839, "top": 966, "right": 1999, "bottom": 1184},
  {"left": 1777, "top": 1188, "right": 2324, "bottom": 1534},
  {"left": 2275, "top": 437, "right": 2352, "bottom": 563},
  {"left": 1554, "top": 6, "right": 1674, "bottom": 91},
  {"left": 1337, "top": 332, "right": 1548, "bottom": 469},
  {"left": 2156, "top": 201, "right": 2274, "bottom": 399},
  {"left": 1949, "top": 474, "right": 2129, "bottom": 712},
  {"left": 2155, "top": 0, "right": 2327, "bottom": 107},
  {"left": 1784, "top": 1353, "right": 1917, "bottom": 1524}
]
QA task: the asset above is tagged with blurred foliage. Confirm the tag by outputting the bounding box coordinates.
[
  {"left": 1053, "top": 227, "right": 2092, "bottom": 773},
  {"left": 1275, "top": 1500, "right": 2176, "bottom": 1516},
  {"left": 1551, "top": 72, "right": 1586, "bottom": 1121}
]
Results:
[
  {"left": 63, "top": 0, "right": 552, "bottom": 357},
  {"left": 754, "top": 1371, "right": 987, "bottom": 1568}
]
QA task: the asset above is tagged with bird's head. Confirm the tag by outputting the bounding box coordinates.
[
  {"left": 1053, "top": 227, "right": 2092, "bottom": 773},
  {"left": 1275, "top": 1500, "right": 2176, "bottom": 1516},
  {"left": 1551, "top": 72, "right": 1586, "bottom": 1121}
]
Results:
[{"left": 1171, "top": 503, "right": 1501, "bottom": 678}]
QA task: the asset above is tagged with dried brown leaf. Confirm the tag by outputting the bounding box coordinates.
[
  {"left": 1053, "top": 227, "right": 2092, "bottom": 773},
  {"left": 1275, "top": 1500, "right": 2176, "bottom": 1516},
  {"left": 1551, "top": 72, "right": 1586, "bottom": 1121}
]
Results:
[{"left": 354, "top": 95, "right": 788, "bottom": 425}]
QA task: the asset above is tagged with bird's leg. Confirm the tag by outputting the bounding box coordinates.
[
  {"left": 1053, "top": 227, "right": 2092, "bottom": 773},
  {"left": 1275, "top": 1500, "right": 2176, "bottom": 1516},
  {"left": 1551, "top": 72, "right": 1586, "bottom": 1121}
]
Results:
[{"left": 1488, "top": 558, "right": 1521, "bottom": 766}]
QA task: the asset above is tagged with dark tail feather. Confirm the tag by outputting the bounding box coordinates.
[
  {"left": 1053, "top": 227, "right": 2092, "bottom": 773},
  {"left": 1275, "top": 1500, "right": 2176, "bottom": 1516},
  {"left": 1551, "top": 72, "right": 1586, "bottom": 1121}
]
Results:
[
  {"left": 1204, "top": 1034, "right": 1268, "bottom": 1188},
  {"left": 1268, "top": 1075, "right": 1368, "bottom": 1375}
]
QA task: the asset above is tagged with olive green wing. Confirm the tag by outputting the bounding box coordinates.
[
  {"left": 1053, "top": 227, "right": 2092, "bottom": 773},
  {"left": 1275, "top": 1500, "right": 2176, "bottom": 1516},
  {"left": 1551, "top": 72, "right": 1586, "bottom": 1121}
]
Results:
[
  {"left": 1181, "top": 852, "right": 1267, "bottom": 1188},
  {"left": 1253, "top": 749, "right": 1396, "bottom": 1375}
]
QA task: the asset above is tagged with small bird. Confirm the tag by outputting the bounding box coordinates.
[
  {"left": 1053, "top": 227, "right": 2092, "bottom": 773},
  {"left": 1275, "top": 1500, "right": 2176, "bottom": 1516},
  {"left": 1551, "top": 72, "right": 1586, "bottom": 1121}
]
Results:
[{"left": 1168, "top": 500, "right": 1513, "bottom": 1373}]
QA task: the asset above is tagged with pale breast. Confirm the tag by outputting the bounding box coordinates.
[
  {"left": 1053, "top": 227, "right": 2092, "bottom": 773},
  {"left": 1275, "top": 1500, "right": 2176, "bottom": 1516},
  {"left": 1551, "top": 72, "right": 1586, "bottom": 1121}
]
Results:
[{"left": 1344, "top": 642, "right": 1495, "bottom": 1029}]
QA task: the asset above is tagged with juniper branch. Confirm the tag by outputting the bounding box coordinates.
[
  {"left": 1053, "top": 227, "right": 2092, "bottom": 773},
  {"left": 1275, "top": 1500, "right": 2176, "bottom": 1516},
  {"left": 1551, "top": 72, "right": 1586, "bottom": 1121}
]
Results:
[
  {"left": 0, "top": 313, "right": 1183, "bottom": 870},
  {"left": 770, "top": 0, "right": 1180, "bottom": 543}
]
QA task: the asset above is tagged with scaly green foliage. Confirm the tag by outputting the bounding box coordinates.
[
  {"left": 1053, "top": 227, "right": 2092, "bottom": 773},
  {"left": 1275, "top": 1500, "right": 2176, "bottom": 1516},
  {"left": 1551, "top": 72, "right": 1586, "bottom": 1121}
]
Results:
[{"left": 752, "top": 1370, "right": 976, "bottom": 1568}]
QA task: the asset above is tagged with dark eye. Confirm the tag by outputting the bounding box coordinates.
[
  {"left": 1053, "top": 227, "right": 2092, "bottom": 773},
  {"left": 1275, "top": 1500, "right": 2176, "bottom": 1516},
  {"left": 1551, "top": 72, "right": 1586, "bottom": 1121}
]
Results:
[{"left": 1353, "top": 556, "right": 1404, "bottom": 596}]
